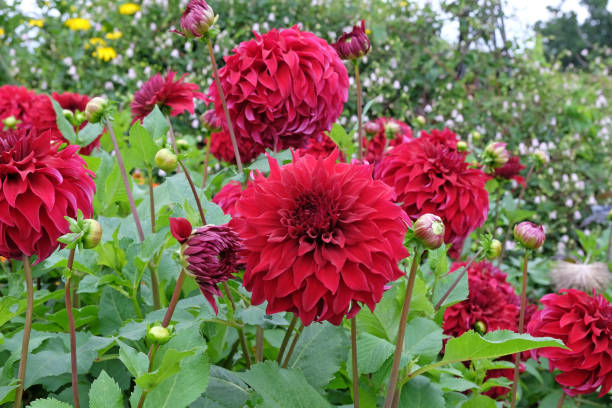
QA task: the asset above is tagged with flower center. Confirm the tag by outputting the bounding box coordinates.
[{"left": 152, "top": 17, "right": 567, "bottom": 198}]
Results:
[{"left": 284, "top": 193, "right": 340, "bottom": 242}]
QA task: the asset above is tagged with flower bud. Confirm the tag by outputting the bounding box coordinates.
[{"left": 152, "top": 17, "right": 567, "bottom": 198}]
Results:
[
  {"left": 364, "top": 121, "right": 381, "bottom": 134},
  {"left": 456, "top": 140, "right": 468, "bottom": 152},
  {"left": 384, "top": 120, "right": 401, "bottom": 137},
  {"left": 332, "top": 20, "right": 371, "bottom": 60},
  {"left": 471, "top": 131, "right": 482, "bottom": 141},
  {"left": 2, "top": 115, "right": 19, "bottom": 130},
  {"left": 74, "top": 111, "right": 87, "bottom": 124},
  {"left": 513, "top": 221, "right": 545, "bottom": 250},
  {"left": 201, "top": 109, "right": 221, "bottom": 132},
  {"left": 176, "top": 0, "right": 217, "bottom": 38},
  {"left": 474, "top": 320, "right": 487, "bottom": 334},
  {"left": 85, "top": 97, "right": 108, "bottom": 123},
  {"left": 486, "top": 239, "right": 502, "bottom": 260},
  {"left": 533, "top": 150, "right": 548, "bottom": 165},
  {"left": 63, "top": 109, "right": 75, "bottom": 123},
  {"left": 484, "top": 142, "right": 509, "bottom": 168},
  {"left": 415, "top": 115, "right": 426, "bottom": 126},
  {"left": 146, "top": 326, "right": 171, "bottom": 345},
  {"left": 82, "top": 219, "right": 102, "bottom": 249},
  {"left": 413, "top": 213, "right": 445, "bottom": 249},
  {"left": 155, "top": 148, "right": 178, "bottom": 172},
  {"left": 608, "top": 208, "right": 612, "bottom": 222}
]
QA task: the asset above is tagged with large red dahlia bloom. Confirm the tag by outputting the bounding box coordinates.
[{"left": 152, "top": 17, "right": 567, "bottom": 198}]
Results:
[
  {"left": 212, "top": 180, "right": 243, "bottom": 217},
  {"left": 131, "top": 71, "right": 205, "bottom": 122},
  {"left": 0, "top": 85, "right": 39, "bottom": 128},
  {"left": 363, "top": 117, "right": 413, "bottom": 163},
  {"left": 208, "top": 26, "right": 349, "bottom": 151},
  {"left": 0, "top": 128, "right": 95, "bottom": 262},
  {"left": 375, "top": 128, "right": 489, "bottom": 258},
  {"left": 528, "top": 289, "right": 612, "bottom": 397},
  {"left": 209, "top": 130, "right": 265, "bottom": 165},
  {"left": 294, "top": 131, "right": 343, "bottom": 161},
  {"left": 232, "top": 152, "right": 409, "bottom": 326},
  {"left": 32, "top": 92, "right": 102, "bottom": 155}
]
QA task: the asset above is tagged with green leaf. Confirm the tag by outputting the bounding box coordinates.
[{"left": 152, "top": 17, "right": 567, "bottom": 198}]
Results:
[
  {"left": 126, "top": 123, "right": 159, "bottom": 169},
  {"left": 284, "top": 322, "right": 349, "bottom": 390},
  {"left": 459, "top": 394, "right": 497, "bottom": 408},
  {"left": 135, "top": 348, "right": 196, "bottom": 391},
  {"left": 27, "top": 398, "right": 73, "bottom": 408},
  {"left": 355, "top": 332, "right": 395, "bottom": 374},
  {"left": 77, "top": 122, "right": 103, "bottom": 146},
  {"left": 438, "top": 375, "right": 478, "bottom": 392},
  {"left": 357, "top": 285, "right": 401, "bottom": 341},
  {"left": 432, "top": 269, "right": 469, "bottom": 309},
  {"left": 403, "top": 317, "right": 444, "bottom": 363},
  {"left": 328, "top": 123, "right": 354, "bottom": 159},
  {"left": 98, "top": 286, "right": 137, "bottom": 335},
  {"left": 50, "top": 97, "right": 77, "bottom": 144},
  {"left": 238, "top": 362, "right": 332, "bottom": 408},
  {"left": 45, "top": 305, "right": 99, "bottom": 331},
  {"left": 142, "top": 105, "right": 169, "bottom": 141},
  {"left": 0, "top": 385, "right": 16, "bottom": 404},
  {"left": 89, "top": 370, "right": 123, "bottom": 408},
  {"left": 399, "top": 376, "right": 445, "bottom": 408},
  {"left": 118, "top": 341, "right": 149, "bottom": 378},
  {"left": 192, "top": 366, "right": 250, "bottom": 408}
]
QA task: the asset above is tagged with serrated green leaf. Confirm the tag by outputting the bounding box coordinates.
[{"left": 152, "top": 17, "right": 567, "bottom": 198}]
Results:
[
  {"left": 135, "top": 348, "right": 196, "bottom": 391},
  {"left": 89, "top": 370, "right": 123, "bottom": 408},
  {"left": 403, "top": 317, "right": 444, "bottom": 362},
  {"left": 357, "top": 285, "right": 401, "bottom": 341},
  {"left": 459, "top": 394, "right": 497, "bottom": 408},
  {"left": 432, "top": 268, "right": 469, "bottom": 309},
  {"left": 328, "top": 123, "right": 354, "bottom": 159},
  {"left": 195, "top": 366, "right": 250, "bottom": 408},
  {"left": 98, "top": 286, "right": 136, "bottom": 335},
  {"left": 27, "top": 397, "right": 73, "bottom": 408},
  {"left": 399, "top": 376, "right": 445, "bottom": 408},
  {"left": 355, "top": 332, "right": 394, "bottom": 375},
  {"left": 118, "top": 341, "right": 149, "bottom": 378},
  {"left": 50, "top": 97, "right": 76, "bottom": 143}
]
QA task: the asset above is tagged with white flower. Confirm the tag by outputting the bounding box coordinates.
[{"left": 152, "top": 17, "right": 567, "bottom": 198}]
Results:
[{"left": 170, "top": 49, "right": 179, "bottom": 58}]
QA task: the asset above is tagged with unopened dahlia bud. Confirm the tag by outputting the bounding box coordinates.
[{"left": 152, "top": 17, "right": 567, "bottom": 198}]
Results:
[
  {"left": 533, "top": 150, "right": 548, "bottom": 165},
  {"left": 170, "top": 217, "right": 193, "bottom": 244},
  {"left": 415, "top": 115, "right": 426, "bottom": 126},
  {"left": 63, "top": 109, "right": 75, "bottom": 123},
  {"left": 486, "top": 239, "right": 502, "bottom": 260},
  {"left": 82, "top": 219, "right": 102, "bottom": 249},
  {"left": 175, "top": 0, "right": 217, "bottom": 38},
  {"left": 85, "top": 97, "right": 108, "bottom": 123},
  {"left": 364, "top": 121, "right": 381, "bottom": 134},
  {"left": 414, "top": 213, "right": 445, "bottom": 249},
  {"left": 74, "top": 111, "right": 86, "bottom": 124},
  {"left": 384, "top": 121, "right": 401, "bottom": 138},
  {"left": 474, "top": 320, "right": 487, "bottom": 334},
  {"left": 513, "top": 221, "right": 545, "bottom": 250},
  {"left": 146, "top": 326, "right": 171, "bottom": 345},
  {"left": 2, "top": 115, "right": 18, "bottom": 130},
  {"left": 471, "top": 131, "right": 482, "bottom": 141},
  {"left": 332, "top": 20, "right": 371, "bottom": 60},
  {"left": 484, "top": 142, "right": 509, "bottom": 168},
  {"left": 456, "top": 140, "right": 468, "bottom": 152},
  {"left": 608, "top": 208, "right": 612, "bottom": 222},
  {"left": 201, "top": 109, "right": 221, "bottom": 132},
  {"left": 155, "top": 148, "right": 178, "bottom": 172}
]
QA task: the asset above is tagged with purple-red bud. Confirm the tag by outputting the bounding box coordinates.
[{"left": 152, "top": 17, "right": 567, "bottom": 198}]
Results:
[
  {"left": 414, "top": 213, "right": 445, "bottom": 249},
  {"left": 170, "top": 217, "right": 193, "bottom": 244},
  {"left": 513, "top": 221, "right": 545, "bottom": 250},
  {"left": 201, "top": 109, "right": 222, "bottom": 132},
  {"left": 332, "top": 20, "right": 371, "bottom": 60},
  {"left": 364, "top": 121, "right": 381, "bottom": 134},
  {"left": 175, "top": 0, "right": 217, "bottom": 38}
]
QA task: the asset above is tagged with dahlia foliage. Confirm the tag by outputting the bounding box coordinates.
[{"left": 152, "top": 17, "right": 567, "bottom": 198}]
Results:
[
  {"left": 528, "top": 289, "right": 612, "bottom": 397},
  {"left": 232, "top": 152, "right": 409, "bottom": 325},
  {"left": 207, "top": 26, "right": 349, "bottom": 153},
  {"left": 375, "top": 128, "right": 489, "bottom": 258}
]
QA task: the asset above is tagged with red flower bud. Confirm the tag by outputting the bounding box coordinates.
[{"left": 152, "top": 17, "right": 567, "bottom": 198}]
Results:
[
  {"left": 175, "top": 0, "right": 217, "bottom": 38},
  {"left": 332, "top": 20, "right": 371, "bottom": 60},
  {"left": 364, "top": 121, "right": 381, "bottom": 134},
  {"left": 201, "top": 109, "right": 221, "bottom": 132},
  {"left": 170, "top": 217, "right": 193, "bottom": 244},
  {"left": 414, "top": 213, "right": 445, "bottom": 249},
  {"left": 513, "top": 221, "right": 545, "bottom": 250}
]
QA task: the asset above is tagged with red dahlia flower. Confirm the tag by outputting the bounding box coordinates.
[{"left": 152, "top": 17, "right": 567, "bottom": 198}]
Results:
[
  {"left": 528, "top": 289, "right": 612, "bottom": 397},
  {"left": 0, "top": 128, "right": 95, "bottom": 262},
  {"left": 131, "top": 71, "right": 205, "bottom": 122},
  {"left": 212, "top": 180, "right": 243, "bottom": 217},
  {"left": 208, "top": 26, "right": 349, "bottom": 152},
  {"left": 490, "top": 156, "right": 525, "bottom": 187},
  {"left": 294, "top": 132, "right": 344, "bottom": 161},
  {"left": 170, "top": 217, "right": 244, "bottom": 314},
  {"left": 231, "top": 152, "right": 409, "bottom": 326},
  {"left": 209, "top": 130, "right": 265, "bottom": 165},
  {"left": 0, "top": 85, "right": 38, "bottom": 128},
  {"left": 32, "top": 92, "right": 102, "bottom": 155},
  {"left": 375, "top": 128, "right": 488, "bottom": 258},
  {"left": 362, "top": 117, "right": 413, "bottom": 162}
]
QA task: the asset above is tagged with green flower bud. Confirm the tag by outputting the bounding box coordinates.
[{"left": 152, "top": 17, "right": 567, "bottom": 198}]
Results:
[
  {"left": 471, "top": 131, "right": 482, "bottom": 141},
  {"left": 415, "top": 115, "right": 426, "bottom": 126},
  {"left": 474, "top": 321, "right": 487, "bottom": 334},
  {"left": 146, "top": 326, "right": 171, "bottom": 345},
  {"left": 155, "top": 148, "right": 178, "bottom": 172},
  {"left": 2, "top": 115, "right": 19, "bottom": 130},
  {"left": 456, "top": 140, "right": 468, "bottom": 152},
  {"left": 82, "top": 219, "right": 102, "bottom": 249},
  {"left": 608, "top": 209, "right": 612, "bottom": 222},
  {"left": 484, "top": 142, "right": 509, "bottom": 168},
  {"left": 85, "top": 97, "right": 108, "bottom": 123},
  {"left": 74, "top": 111, "right": 87, "bottom": 124},
  {"left": 486, "top": 239, "right": 502, "bottom": 260}
]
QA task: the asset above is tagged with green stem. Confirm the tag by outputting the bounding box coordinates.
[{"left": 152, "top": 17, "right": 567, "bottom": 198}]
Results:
[
  {"left": 383, "top": 249, "right": 422, "bottom": 408},
  {"left": 202, "top": 132, "right": 212, "bottom": 188},
  {"left": 434, "top": 249, "right": 483, "bottom": 311},
  {"left": 282, "top": 322, "right": 304, "bottom": 368},
  {"left": 354, "top": 62, "right": 364, "bottom": 161},
  {"left": 606, "top": 222, "right": 611, "bottom": 263},
  {"left": 131, "top": 288, "right": 143, "bottom": 319},
  {"left": 14, "top": 256, "right": 34, "bottom": 408},
  {"left": 351, "top": 317, "right": 360, "bottom": 408},
  {"left": 137, "top": 345, "right": 158, "bottom": 408},
  {"left": 222, "top": 282, "right": 251, "bottom": 368},
  {"left": 147, "top": 169, "right": 161, "bottom": 310},
  {"left": 178, "top": 159, "right": 206, "bottom": 225},
  {"left": 276, "top": 315, "right": 298, "bottom": 364},
  {"left": 556, "top": 392, "right": 566, "bottom": 408},
  {"left": 255, "top": 326, "right": 264, "bottom": 362},
  {"left": 510, "top": 251, "right": 530, "bottom": 408},
  {"left": 65, "top": 249, "right": 80, "bottom": 408},
  {"left": 165, "top": 116, "right": 179, "bottom": 157}
]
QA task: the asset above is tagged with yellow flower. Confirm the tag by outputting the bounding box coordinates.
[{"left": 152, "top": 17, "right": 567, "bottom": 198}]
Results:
[
  {"left": 365, "top": 28, "right": 372, "bottom": 35},
  {"left": 92, "top": 46, "right": 117, "bottom": 62},
  {"left": 400, "top": 1, "right": 408, "bottom": 6},
  {"left": 119, "top": 3, "right": 140, "bottom": 15},
  {"left": 105, "top": 30, "right": 122, "bottom": 40},
  {"left": 29, "top": 19, "right": 45, "bottom": 27},
  {"left": 89, "top": 37, "right": 106, "bottom": 46},
  {"left": 65, "top": 18, "right": 91, "bottom": 31},
  {"left": 0, "top": 28, "right": 5, "bottom": 37}
]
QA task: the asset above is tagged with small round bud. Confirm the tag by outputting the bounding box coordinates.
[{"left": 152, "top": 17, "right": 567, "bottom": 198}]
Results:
[
  {"left": 513, "top": 221, "right": 545, "bottom": 250},
  {"left": 332, "top": 20, "right": 371, "bottom": 60},
  {"left": 85, "top": 97, "right": 108, "bottom": 123},
  {"left": 533, "top": 150, "right": 548, "bottom": 165},
  {"left": 63, "top": 109, "right": 75, "bottom": 121},
  {"left": 484, "top": 142, "right": 509, "bottom": 168},
  {"left": 146, "top": 326, "right": 171, "bottom": 345},
  {"left": 414, "top": 213, "right": 445, "bottom": 249},
  {"left": 155, "top": 148, "right": 178, "bottom": 172},
  {"left": 471, "top": 131, "right": 482, "bottom": 141},
  {"left": 176, "top": 0, "right": 217, "bottom": 38},
  {"left": 608, "top": 209, "right": 612, "bottom": 222},
  {"left": 82, "top": 219, "right": 102, "bottom": 249},
  {"left": 74, "top": 111, "right": 86, "bottom": 124},
  {"left": 384, "top": 121, "right": 401, "bottom": 136},
  {"left": 364, "top": 121, "right": 381, "bottom": 134},
  {"left": 201, "top": 110, "right": 221, "bottom": 132},
  {"left": 415, "top": 115, "right": 426, "bottom": 126},
  {"left": 176, "top": 139, "right": 190, "bottom": 151},
  {"left": 486, "top": 239, "right": 502, "bottom": 260},
  {"left": 474, "top": 321, "right": 487, "bottom": 334},
  {"left": 456, "top": 140, "right": 468, "bottom": 152},
  {"left": 2, "top": 115, "right": 18, "bottom": 130}
]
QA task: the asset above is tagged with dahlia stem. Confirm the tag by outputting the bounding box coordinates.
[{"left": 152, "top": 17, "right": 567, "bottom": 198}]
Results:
[
  {"left": 492, "top": 187, "right": 502, "bottom": 227},
  {"left": 14, "top": 256, "right": 34, "bottom": 408},
  {"left": 384, "top": 249, "right": 422, "bottom": 408},
  {"left": 434, "top": 249, "right": 483, "bottom": 311},
  {"left": 202, "top": 133, "right": 212, "bottom": 188},
  {"left": 556, "top": 392, "right": 566, "bottom": 408},
  {"left": 510, "top": 251, "right": 530, "bottom": 408},
  {"left": 255, "top": 326, "right": 264, "bottom": 362},
  {"left": 606, "top": 221, "right": 612, "bottom": 263},
  {"left": 165, "top": 116, "right": 179, "bottom": 158},
  {"left": 148, "top": 170, "right": 156, "bottom": 233},
  {"left": 65, "top": 249, "right": 80, "bottom": 408},
  {"left": 351, "top": 317, "right": 360, "bottom": 408},
  {"left": 105, "top": 118, "right": 146, "bottom": 243},
  {"left": 178, "top": 159, "right": 206, "bottom": 225},
  {"left": 354, "top": 62, "right": 364, "bottom": 161},
  {"left": 276, "top": 315, "right": 298, "bottom": 364},
  {"left": 206, "top": 35, "right": 243, "bottom": 173},
  {"left": 137, "top": 345, "right": 159, "bottom": 408},
  {"left": 281, "top": 322, "right": 304, "bottom": 368},
  {"left": 222, "top": 282, "right": 251, "bottom": 368},
  {"left": 147, "top": 169, "right": 161, "bottom": 310}
]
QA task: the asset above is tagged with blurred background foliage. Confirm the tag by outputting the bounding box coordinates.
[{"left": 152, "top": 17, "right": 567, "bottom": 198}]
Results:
[{"left": 1, "top": 0, "right": 611, "bottom": 259}]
